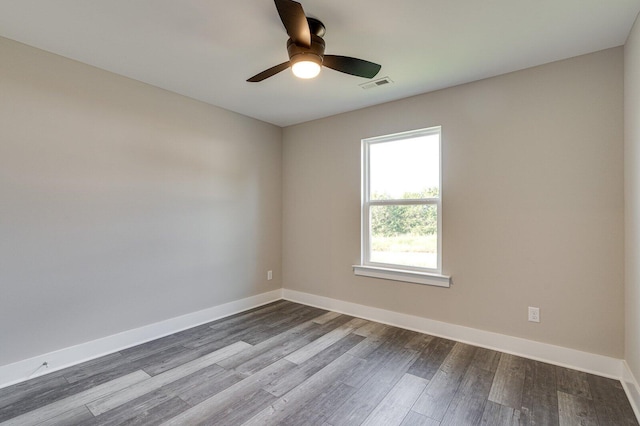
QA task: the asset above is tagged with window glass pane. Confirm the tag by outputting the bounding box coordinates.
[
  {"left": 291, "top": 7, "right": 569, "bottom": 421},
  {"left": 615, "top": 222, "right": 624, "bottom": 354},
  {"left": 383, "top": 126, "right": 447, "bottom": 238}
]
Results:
[
  {"left": 369, "top": 204, "right": 437, "bottom": 269},
  {"left": 369, "top": 133, "right": 439, "bottom": 200}
]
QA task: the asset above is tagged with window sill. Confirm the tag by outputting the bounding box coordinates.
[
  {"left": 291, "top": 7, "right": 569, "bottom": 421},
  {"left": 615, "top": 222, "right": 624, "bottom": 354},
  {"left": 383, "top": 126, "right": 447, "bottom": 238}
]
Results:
[{"left": 352, "top": 265, "right": 451, "bottom": 288}]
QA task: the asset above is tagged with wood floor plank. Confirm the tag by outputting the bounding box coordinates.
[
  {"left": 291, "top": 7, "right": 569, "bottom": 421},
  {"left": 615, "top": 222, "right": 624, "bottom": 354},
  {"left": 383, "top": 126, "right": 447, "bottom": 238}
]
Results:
[
  {"left": 361, "top": 373, "right": 429, "bottom": 426},
  {"left": 400, "top": 411, "right": 442, "bottom": 426},
  {"left": 0, "top": 358, "right": 143, "bottom": 422},
  {"left": 120, "top": 309, "right": 243, "bottom": 362},
  {"left": 558, "top": 391, "right": 599, "bottom": 426},
  {"left": 0, "top": 375, "right": 69, "bottom": 413},
  {"left": 62, "top": 353, "right": 127, "bottom": 384},
  {"left": 405, "top": 333, "right": 435, "bottom": 352},
  {"left": 407, "top": 337, "right": 456, "bottom": 380},
  {"left": 183, "top": 303, "right": 313, "bottom": 350},
  {"left": 205, "top": 300, "right": 289, "bottom": 331},
  {"left": 35, "top": 406, "right": 94, "bottom": 426},
  {"left": 241, "top": 306, "right": 336, "bottom": 346},
  {"left": 183, "top": 316, "right": 274, "bottom": 349},
  {"left": 0, "top": 370, "right": 66, "bottom": 403},
  {"left": 86, "top": 341, "right": 250, "bottom": 416},
  {"left": 471, "top": 347, "right": 501, "bottom": 373},
  {"left": 151, "top": 302, "right": 301, "bottom": 355},
  {"left": 587, "top": 374, "right": 639, "bottom": 425},
  {"left": 119, "top": 333, "right": 189, "bottom": 363},
  {"left": 266, "top": 304, "right": 327, "bottom": 329},
  {"left": 520, "top": 359, "right": 559, "bottom": 426},
  {"left": 158, "top": 363, "right": 223, "bottom": 393},
  {"left": 353, "top": 320, "right": 388, "bottom": 337},
  {"left": 117, "top": 397, "right": 191, "bottom": 426},
  {"left": 207, "top": 300, "right": 301, "bottom": 333},
  {"left": 241, "top": 353, "right": 363, "bottom": 425},
  {"left": 412, "top": 342, "right": 478, "bottom": 421},
  {"left": 135, "top": 344, "right": 203, "bottom": 377},
  {"left": 84, "top": 389, "right": 175, "bottom": 426},
  {"left": 480, "top": 400, "right": 521, "bottom": 425},
  {"left": 279, "top": 381, "right": 357, "bottom": 426},
  {"left": 159, "top": 358, "right": 297, "bottom": 425},
  {"left": 487, "top": 353, "right": 527, "bottom": 410},
  {"left": 216, "top": 320, "right": 321, "bottom": 371},
  {"left": 327, "top": 348, "right": 420, "bottom": 426},
  {"left": 440, "top": 366, "right": 494, "bottom": 426},
  {"left": 346, "top": 324, "right": 394, "bottom": 359},
  {"left": 263, "top": 333, "right": 365, "bottom": 397},
  {"left": 200, "top": 388, "right": 276, "bottom": 426},
  {"left": 284, "top": 317, "right": 368, "bottom": 364},
  {"left": 0, "top": 370, "right": 150, "bottom": 426},
  {"left": 312, "top": 311, "right": 343, "bottom": 324},
  {"left": 340, "top": 328, "right": 420, "bottom": 391},
  {"left": 171, "top": 367, "right": 243, "bottom": 406},
  {"left": 370, "top": 328, "right": 421, "bottom": 357},
  {"left": 556, "top": 366, "right": 593, "bottom": 399},
  {"left": 228, "top": 314, "right": 354, "bottom": 375}
]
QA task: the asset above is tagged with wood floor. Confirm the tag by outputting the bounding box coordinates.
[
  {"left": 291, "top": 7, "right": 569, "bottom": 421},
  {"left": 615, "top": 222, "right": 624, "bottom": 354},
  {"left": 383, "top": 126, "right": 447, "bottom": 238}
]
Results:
[{"left": 0, "top": 301, "right": 637, "bottom": 426}]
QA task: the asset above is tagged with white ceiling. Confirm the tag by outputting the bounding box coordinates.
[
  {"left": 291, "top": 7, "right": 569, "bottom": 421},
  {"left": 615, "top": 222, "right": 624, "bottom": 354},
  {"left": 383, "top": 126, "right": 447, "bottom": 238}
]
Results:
[{"left": 0, "top": 0, "right": 639, "bottom": 127}]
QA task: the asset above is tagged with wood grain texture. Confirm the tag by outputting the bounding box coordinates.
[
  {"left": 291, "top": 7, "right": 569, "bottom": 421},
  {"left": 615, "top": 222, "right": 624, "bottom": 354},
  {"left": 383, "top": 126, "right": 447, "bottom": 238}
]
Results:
[
  {"left": 0, "top": 301, "right": 636, "bottom": 426},
  {"left": 556, "top": 366, "right": 593, "bottom": 399},
  {"left": 412, "top": 342, "right": 477, "bottom": 421},
  {"left": 558, "top": 391, "right": 599, "bottom": 426},
  {"left": 361, "top": 373, "right": 429, "bottom": 426},
  {"left": 87, "top": 341, "right": 250, "bottom": 415},
  {"left": 440, "top": 366, "right": 494, "bottom": 426},
  {"left": 243, "top": 353, "right": 363, "bottom": 425},
  {"left": 327, "top": 347, "right": 420, "bottom": 425},
  {"left": 0, "top": 371, "right": 150, "bottom": 426},
  {"left": 284, "top": 317, "right": 368, "bottom": 364},
  {"left": 407, "top": 336, "right": 456, "bottom": 380},
  {"left": 487, "top": 353, "right": 527, "bottom": 410},
  {"left": 263, "top": 333, "right": 365, "bottom": 397},
  {"left": 480, "top": 400, "right": 521, "bottom": 425},
  {"left": 160, "top": 358, "right": 297, "bottom": 425},
  {"left": 520, "top": 359, "right": 559, "bottom": 426},
  {"left": 587, "top": 374, "right": 639, "bottom": 425},
  {"left": 401, "top": 411, "right": 442, "bottom": 426},
  {"left": 279, "top": 381, "right": 356, "bottom": 426}
]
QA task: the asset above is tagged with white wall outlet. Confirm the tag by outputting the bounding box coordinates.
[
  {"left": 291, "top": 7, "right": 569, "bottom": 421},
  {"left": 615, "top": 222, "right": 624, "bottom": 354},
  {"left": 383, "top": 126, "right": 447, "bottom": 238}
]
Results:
[
  {"left": 267, "top": 270, "right": 273, "bottom": 281},
  {"left": 528, "top": 306, "right": 540, "bottom": 323}
]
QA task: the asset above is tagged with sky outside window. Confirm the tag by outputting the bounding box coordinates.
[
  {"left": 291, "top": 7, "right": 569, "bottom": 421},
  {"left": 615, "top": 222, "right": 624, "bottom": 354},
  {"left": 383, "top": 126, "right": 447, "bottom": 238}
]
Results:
[{"left": 369, "top": 134, "right": 440, "bottom": 200}]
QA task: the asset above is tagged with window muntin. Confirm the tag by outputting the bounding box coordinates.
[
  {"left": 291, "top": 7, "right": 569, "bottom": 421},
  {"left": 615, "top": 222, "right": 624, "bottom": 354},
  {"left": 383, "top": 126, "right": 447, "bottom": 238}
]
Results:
[{"left": 362, "top": 127, "right": 441, "bottom": 273}]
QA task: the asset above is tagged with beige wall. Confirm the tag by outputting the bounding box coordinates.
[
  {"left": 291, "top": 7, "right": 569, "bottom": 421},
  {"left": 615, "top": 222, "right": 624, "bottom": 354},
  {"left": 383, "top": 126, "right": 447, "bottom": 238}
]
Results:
[
  {"left": 283, "top": 48, "right": 624, "bottom": 357},
  {"left": 626, "top": 13, "right": 640, "bottom": 379},
  {"left": 0, "top": 37, "right": 282, "bottom": 366}
]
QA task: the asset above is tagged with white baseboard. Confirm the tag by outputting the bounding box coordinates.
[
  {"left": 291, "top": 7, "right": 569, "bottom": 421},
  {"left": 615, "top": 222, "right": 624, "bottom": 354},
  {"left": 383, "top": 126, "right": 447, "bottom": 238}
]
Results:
[
  {"left": 282, "top": 288, "right": 623, "bottom": 380},
  {"left": 0, "top": 289, "right": 283, "bottom": 390},
  {"left": 622, "top": 361, "right": 640, "bottom": 421}
]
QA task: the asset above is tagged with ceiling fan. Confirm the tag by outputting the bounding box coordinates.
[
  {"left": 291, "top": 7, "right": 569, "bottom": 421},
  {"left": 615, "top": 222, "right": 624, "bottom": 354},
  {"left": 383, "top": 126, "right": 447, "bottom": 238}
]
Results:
[{"left": 247, "top": 0, "right": 382, "bottom": 82}]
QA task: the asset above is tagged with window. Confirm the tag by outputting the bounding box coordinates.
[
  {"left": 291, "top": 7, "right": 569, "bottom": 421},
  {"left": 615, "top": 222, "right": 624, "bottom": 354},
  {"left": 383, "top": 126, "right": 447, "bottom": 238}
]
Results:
[{"left": 354, "top": 127, "right": 450, "bottom": 287}]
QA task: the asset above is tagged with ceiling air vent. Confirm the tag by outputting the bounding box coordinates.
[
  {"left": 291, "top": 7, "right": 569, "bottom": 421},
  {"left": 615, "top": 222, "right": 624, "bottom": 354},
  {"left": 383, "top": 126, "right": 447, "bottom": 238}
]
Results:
[{"left": 359, "top": 76, "right": 393, "bottom": 90}]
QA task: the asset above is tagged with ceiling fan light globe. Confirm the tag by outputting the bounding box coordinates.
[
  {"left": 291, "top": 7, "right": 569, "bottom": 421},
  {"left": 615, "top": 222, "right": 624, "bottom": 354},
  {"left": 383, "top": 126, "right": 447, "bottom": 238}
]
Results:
[{"left": 292, "top": 60, "right": 321, "bottom": 79}]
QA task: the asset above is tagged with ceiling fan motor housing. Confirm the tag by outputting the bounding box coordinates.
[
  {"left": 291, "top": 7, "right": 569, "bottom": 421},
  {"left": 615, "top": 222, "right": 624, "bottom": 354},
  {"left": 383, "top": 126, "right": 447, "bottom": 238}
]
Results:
[{"left": 287, "top": 34, "right": 325, "bottom": 66}]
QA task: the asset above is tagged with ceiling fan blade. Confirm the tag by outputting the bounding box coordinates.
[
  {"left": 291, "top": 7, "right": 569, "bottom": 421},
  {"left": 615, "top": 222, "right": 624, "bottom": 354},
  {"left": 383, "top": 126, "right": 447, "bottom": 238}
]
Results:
[
  {"left": 274, "top": 0, "right": 311, "bottom": 48},
  {"left": 247, "top": 61, "right": 291, "bottom": 82},
  {"left": 323, "top": 55, "right": 381, "bottom": 79}
]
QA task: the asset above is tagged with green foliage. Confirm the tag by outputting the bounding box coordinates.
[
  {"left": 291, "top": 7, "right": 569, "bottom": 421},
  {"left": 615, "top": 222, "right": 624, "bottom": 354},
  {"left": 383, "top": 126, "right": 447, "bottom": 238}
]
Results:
[{"left": 371, "top": 188, "right": 438, "bottom": 237}]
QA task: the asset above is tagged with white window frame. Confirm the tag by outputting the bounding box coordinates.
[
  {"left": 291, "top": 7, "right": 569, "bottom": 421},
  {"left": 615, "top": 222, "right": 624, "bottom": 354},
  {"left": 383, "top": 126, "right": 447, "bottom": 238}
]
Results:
[{"left": 353, "top": 127, "right": 451, "bottom": 287}]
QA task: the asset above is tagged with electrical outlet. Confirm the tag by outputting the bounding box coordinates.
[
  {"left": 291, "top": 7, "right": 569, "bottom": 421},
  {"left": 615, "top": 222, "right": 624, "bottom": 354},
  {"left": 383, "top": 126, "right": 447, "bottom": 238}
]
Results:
[
  {"left": 267, "top": 270, "right": 273, "bottom": 280},
  {"left": 528, "top": 306, "right": 540, "bottom": 323}
]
